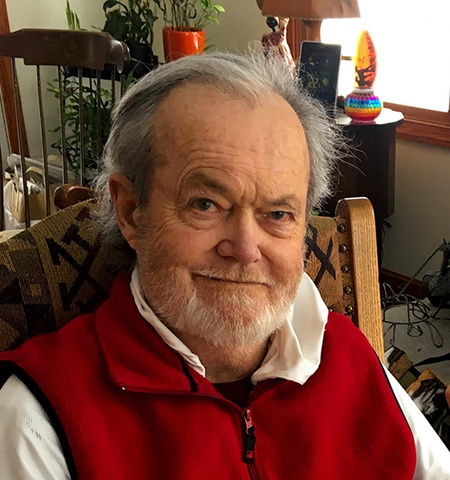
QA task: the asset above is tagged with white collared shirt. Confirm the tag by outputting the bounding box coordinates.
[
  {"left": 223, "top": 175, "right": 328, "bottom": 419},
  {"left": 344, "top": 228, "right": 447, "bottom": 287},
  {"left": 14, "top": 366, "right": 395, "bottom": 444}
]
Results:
[{"left": 0, "top": 269, "right": 449, "bottom": 479}]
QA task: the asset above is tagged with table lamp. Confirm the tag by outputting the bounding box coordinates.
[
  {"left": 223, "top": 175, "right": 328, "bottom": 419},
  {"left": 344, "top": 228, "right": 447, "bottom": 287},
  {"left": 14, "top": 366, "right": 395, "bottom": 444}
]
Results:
[
  {"left": 260, "top": 0, "right": 360, "bottom": 41},
  {"left": 344, "top": 30, "right": 383, "bottom": 122}
]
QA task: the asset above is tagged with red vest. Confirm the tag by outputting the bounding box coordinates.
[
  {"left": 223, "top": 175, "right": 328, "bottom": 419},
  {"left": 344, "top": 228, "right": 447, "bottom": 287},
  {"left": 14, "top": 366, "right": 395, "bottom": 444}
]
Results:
[{"left": 0, "top": 273, "right": 416, "bottom": 480}]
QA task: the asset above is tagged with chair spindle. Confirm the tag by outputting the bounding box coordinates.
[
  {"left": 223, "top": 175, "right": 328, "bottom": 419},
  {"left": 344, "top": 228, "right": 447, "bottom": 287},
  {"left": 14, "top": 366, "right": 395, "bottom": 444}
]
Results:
[
  {"left": 110, "top": 65, "right": 116, "bottom": 109},
  {"left": 78, "top": 67, "right": 85, "bottom": 186},
  {"left": 58, "top": 67, "right": 68, "bottom": 185},
  {"left": 12, "top": 58, "right": 30, "bottom": 228},
  {"left": 36, "top": 65, "right": 51, "bottom": 216},
  {"left": 96, "top": 70, "right": 102, "bottom": 162},
  {"left": 0, "top": 138, "right": 4, "bottom": 231}
]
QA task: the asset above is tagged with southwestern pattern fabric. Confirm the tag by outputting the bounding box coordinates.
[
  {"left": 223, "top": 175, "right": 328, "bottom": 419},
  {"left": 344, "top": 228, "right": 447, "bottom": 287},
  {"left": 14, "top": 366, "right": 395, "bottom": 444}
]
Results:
[
  {"left": 307, "top": 215, "right": 355, "bottom": 316},
  {"left": 0, "top": 201, "right": 114, "bottom": 352},
  {"left": 0, "top": 201, "right": 354, "bottom": 353}
]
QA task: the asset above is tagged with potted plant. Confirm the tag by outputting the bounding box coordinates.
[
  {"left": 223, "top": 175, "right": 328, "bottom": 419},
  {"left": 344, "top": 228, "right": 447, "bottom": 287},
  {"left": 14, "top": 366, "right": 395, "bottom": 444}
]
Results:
[
  {"left": 155, "top": 0, "right": 225, "bottom": 62},
  {"left": 47, "top": 77, "right": 113, "bottom": 181},
  {"left": 102, "top": 0, "right": 160, "bottom": 77}
]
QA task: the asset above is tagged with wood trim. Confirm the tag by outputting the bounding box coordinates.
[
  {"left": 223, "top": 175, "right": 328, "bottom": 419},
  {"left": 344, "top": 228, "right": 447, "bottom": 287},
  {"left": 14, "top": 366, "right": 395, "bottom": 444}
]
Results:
[
  {"left": 384, "top": 102, "right": 450, "bottom": 149},
  {"left": 0, "top": 0, "right": 29, "bottom": 156},
  {"left": 286, "top": 18, "right": 301, "bottom": 62},
  {"left": 336, "top": 197, "right": 385, "bottom": 361},
  {"left": 287, "top": 18, "right": 320, "bottom": 61},
  {"left": 396, "top": 121, "right": 450, "bottom": 150},
  {"left": 0, "top": 0, "right": 9, "bottom": 33},
  {"left": 379, "top": 268, "right": 427, "bottom": 299},
  {"left": 385, "top": 103, "right": 450, "bottom": 124}
]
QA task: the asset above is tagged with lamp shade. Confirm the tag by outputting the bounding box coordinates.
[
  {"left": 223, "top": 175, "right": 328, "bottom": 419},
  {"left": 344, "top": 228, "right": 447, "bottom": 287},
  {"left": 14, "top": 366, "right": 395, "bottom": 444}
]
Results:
[{"left": 261, "top": 0, "right": 360, "bottom": 20}]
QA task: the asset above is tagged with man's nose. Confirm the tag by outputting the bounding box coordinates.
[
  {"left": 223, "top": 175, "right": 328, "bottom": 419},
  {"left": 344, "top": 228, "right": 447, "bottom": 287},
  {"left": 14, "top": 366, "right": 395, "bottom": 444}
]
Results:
[{"left": 216, "top": 211, "right": 262, "bottom": 264}]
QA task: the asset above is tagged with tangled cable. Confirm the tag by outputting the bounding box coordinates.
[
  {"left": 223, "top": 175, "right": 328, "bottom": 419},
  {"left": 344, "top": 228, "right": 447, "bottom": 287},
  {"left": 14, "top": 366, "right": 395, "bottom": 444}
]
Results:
[{"left": 381, "top": 283, "right": 445, "bottom": 349}]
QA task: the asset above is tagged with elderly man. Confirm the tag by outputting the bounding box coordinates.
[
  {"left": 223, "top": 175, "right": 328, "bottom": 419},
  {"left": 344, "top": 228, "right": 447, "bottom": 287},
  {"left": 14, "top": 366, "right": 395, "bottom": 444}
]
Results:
[{"left": 0, "top": 53, "right": 449, "bottom": 479}]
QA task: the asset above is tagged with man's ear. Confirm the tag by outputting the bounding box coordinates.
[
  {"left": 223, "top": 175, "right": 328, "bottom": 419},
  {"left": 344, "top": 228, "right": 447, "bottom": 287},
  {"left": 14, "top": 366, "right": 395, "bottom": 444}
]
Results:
[{"left": 109, "top": 173, "right": 139, "bottom": 250}]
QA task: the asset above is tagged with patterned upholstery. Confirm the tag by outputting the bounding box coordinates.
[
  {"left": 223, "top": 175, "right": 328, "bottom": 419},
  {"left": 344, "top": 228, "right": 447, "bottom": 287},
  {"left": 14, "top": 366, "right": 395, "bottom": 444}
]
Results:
[
  {"left": 306, "top": 215, "right": 355, "bottom": 317},
  {"left": 0, "top": 201, "right": 113, "bottom": 352},
  {"left": 0, "top": 200, "right": 355, "bottom": 353}
]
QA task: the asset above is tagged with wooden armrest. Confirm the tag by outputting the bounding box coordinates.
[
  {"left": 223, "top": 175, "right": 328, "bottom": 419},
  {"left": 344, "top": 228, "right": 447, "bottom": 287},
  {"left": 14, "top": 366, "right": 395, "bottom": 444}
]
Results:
[
  {"left": 54, "top": 184, "right": 95, "bottom": 209},
  {"left": 336, "top": 197, "right": 384, "bottom": 362}
]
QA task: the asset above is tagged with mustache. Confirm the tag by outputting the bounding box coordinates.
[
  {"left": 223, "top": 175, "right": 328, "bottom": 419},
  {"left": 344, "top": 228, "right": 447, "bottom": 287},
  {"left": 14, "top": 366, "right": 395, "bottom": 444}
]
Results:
[{"left": 190, "top": 266, "right": 275, "bottom": 287}]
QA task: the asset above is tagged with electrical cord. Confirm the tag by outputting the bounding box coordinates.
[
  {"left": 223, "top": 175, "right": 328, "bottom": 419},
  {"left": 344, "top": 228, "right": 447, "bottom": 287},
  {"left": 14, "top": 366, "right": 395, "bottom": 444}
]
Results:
[{"left": 381, "top": 282, "right": 445, "bottom": 349}]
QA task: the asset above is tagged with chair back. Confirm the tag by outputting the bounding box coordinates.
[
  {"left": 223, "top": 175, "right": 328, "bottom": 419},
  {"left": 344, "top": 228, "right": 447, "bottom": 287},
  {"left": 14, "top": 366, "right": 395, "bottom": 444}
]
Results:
[
  {"left": 0, "top": 197, "right": 384, "bottom": 360},
  {"left": 0, "top": 29, "right": 130, "bottom": 229}
]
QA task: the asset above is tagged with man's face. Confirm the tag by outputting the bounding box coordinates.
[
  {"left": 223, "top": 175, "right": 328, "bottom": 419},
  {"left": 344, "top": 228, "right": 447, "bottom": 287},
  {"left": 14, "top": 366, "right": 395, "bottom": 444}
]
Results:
[{"left": 134, "top": 84, "right": 310, "bottom": 347}]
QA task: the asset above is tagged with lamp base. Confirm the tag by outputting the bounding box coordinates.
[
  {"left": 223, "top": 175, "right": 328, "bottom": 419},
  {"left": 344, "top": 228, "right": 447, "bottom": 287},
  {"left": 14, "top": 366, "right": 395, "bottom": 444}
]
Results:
[{"left": 344, "top": 88, "right": 382, "bottom": 122}]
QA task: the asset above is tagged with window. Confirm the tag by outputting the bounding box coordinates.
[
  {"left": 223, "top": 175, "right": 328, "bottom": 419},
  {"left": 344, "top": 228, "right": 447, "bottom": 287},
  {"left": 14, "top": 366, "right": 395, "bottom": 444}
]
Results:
[{"left": 288, "top": 1, "right": 450, "bottom": 148}]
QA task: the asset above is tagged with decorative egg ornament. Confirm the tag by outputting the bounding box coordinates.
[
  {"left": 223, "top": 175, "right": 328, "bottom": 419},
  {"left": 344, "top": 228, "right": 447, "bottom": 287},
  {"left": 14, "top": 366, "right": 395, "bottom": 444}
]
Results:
[{"left": 344, "top": 30, "right": 382, "bottom": 122}]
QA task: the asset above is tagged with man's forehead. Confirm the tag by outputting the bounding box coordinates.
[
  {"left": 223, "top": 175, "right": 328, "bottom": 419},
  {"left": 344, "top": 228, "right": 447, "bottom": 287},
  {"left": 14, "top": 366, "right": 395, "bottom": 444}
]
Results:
[
  {"left": 151, "top": 82, "right": 309, "bottom": 186},
  {"left": 160, "top": 81, "right": 259, "bottom": 108},
  {"left": 155, "top": 84, "right": 305, "bottom": 143},
  {"left": 156, "top": 82, "right": 299, "bottom": 126}
]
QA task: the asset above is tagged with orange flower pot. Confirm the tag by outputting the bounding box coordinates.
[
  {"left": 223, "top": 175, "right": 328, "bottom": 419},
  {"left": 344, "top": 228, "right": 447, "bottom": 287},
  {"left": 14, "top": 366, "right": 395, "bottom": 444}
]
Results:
[{"left": 163, "top": 27, "right": 206, "bottom": 62}]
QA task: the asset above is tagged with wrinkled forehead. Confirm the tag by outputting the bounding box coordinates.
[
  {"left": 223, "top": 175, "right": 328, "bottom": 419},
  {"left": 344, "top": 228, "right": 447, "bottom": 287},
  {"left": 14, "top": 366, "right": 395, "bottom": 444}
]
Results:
[{"left": 152, "top": 83, "right": 309, "bottom": 172}]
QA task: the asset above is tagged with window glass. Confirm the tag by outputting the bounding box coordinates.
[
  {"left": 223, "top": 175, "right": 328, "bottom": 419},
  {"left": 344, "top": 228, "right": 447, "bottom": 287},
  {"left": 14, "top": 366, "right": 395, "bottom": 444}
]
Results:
[{"left": 321, "top": 0, "right": 450, "bottom": 112}]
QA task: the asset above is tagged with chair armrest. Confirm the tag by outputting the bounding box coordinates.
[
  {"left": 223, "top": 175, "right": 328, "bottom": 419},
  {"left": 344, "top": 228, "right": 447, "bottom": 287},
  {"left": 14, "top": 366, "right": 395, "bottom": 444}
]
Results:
[
  {"left": 54, "top": 185, "right": 95, "bottom": 210},
  {"left": 336, "top": 197, "right": 384, "bottom": 362}
]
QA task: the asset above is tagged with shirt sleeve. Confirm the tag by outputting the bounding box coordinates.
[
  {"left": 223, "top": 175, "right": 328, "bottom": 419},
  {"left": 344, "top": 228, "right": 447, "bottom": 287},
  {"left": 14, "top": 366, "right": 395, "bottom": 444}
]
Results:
[
  {"left": 383, "top": 365, "right": 450, "bottom": 479},
  {"left": 0, "top": 374, "right": 70, "bottom": 480}
]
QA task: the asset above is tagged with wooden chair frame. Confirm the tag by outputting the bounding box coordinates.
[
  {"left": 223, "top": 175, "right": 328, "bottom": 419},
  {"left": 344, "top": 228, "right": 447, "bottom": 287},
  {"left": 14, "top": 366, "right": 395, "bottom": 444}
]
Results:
[
  {"left": 336, "top": 197, "right": 384, "bottom": 360},
  {"left": 0, "top": 29, "right": 130, "bottom": 229}
]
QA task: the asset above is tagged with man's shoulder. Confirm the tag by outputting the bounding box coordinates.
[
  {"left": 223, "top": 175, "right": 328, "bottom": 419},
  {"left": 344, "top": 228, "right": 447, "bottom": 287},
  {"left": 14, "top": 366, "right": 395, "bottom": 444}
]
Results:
[
  {"left": 0, "top": 309, "right": 106, "bottom": 408},
  {"left": 0, "top": 312, "right": 97, "bottom": 366},
  {"left": 324, "top": 311, "right": 379, "bottom": 358},
  {"left": 0, "top": 271, "right": 133, "bottom": 365},
  {"left": 325, "top": 311, "right": 363, "bottom": 336}
]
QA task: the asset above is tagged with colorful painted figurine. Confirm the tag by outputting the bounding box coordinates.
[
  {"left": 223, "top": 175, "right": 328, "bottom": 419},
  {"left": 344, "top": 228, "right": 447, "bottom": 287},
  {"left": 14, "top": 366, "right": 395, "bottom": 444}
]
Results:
[{"left": 345, "top": 30, "right": 382, "bottom": 122}]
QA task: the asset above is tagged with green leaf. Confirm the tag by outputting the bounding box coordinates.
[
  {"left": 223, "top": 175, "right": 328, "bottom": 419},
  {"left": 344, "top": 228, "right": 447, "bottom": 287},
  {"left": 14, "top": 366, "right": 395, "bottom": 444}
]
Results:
[
  {"left": 131, "top": 11, "right": 143, "bottom": 28},
  {"left": 103, "top": 0, "right": 120, "bottom": 11},
  {"left": 103, "top": 10, "right": 128, "bottom": 41},
  {"left": 65, "top": 0, "right": 82, "bottom": 30},
  {"left": 146, "top": 9, "right": 156, "bottom": 29}
]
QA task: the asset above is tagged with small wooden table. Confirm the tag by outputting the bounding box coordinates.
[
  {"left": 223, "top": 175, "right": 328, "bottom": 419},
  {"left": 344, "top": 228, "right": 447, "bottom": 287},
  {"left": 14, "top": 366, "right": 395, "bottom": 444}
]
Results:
[{"left": 324, "top": 108, "right": 404, "bottom": 261}]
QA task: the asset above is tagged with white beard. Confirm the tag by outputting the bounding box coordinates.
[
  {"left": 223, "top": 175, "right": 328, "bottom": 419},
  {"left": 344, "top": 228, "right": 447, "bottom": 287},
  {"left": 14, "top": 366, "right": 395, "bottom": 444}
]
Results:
[
  {"left": 167, "top": 286, "right": 293, "bottom": 347},
  {"left": 138, "top": 259, "right": 301, "bottom": 348}
]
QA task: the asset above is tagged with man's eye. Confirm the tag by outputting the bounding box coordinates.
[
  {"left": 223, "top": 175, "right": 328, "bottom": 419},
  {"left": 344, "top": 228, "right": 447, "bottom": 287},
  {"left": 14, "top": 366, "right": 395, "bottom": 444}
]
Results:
[
  {"left": 194, "top": 198, "right": 216, "bottom": 211},
  {"left": 268, "top": 211, "right": 289, "bottom": 221}
]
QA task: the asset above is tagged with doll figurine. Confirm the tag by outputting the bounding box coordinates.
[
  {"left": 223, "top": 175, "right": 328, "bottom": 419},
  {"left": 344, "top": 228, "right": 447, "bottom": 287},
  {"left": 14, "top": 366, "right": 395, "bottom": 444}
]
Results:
[{"left": 262, "top": 16, "right": 296, "bottom": 75}]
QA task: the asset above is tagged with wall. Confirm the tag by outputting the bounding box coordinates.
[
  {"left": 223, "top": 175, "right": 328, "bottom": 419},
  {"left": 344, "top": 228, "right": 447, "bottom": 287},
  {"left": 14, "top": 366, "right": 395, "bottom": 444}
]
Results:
[
  {"left": 5, "top": 0, "right": 450, "bottom": 277},
  {"left": 7, "top": 0, "right": 105, "bottom": 31},
  {"left": 382, "top": 141, "right": 450, "bottom": 277}
]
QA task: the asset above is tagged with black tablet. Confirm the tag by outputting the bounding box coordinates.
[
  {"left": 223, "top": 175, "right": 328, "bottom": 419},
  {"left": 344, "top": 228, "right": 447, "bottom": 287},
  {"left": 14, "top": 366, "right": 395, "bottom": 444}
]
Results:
[{"left": 298, "top": 41, "right": 342, "bottom": 117}]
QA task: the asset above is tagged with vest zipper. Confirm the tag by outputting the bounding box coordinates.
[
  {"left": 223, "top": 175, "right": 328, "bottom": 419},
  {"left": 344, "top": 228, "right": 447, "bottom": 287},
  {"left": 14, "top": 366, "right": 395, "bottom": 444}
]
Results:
[
  {"left": 120, "top": 386, "right": 261, "bottom": 477},
  {"left": 242, "top": 408, "right": 259, "bottom": 479}
]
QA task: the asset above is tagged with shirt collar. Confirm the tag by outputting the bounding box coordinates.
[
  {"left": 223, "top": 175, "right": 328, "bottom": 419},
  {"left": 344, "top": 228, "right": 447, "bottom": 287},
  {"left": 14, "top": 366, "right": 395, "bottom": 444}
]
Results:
[{"left": 130, "top": 267, "right": 329, "bottom": 386}]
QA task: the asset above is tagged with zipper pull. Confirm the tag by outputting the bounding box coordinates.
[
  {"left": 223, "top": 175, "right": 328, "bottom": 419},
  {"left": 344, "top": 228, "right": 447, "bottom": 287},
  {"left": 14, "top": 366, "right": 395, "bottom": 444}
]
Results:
[{"left": 242, "top": 408, "right": 256, "bottom": 464}]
